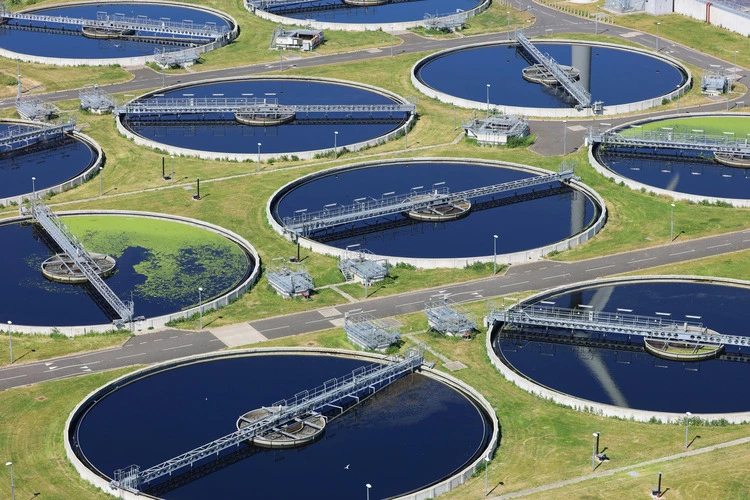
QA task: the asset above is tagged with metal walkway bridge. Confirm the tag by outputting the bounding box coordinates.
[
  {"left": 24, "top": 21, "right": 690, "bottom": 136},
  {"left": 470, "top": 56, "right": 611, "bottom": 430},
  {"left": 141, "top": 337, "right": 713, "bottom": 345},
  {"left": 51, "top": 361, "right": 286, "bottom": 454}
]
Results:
[
  {"left": 0, "top": 8, "right": 227, "bottom": 40},
  {"left": 32, "top": 199, "right": 134, "bottom": 321},
  {"left": 515, "top": 30, "right": 592, "bottom": 109},
  {"left": 283, "top": 168, "right": 577, "bottom": 235},
  {"left": 0, "top": 120, "right": 75, "bottom": 152},
  {"left": 589, "top": 128, "right": 750, "bottom": 156},
  {"left": 489, "top": 305, "right": 750, "bottom": 347},
  {"left": 112, "top": 347, "right": 424, "bottom": 492},
  {"left": 115, "top": 97, "right": 415, "bottom": 117}
]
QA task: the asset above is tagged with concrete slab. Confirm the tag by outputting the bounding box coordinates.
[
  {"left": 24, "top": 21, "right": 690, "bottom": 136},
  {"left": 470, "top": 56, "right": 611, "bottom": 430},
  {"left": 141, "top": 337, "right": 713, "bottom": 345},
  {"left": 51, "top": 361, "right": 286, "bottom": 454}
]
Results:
[
  {"left": 318, "top": 307, "right": 342, "bottom": 318},
  {"left": 443, "top": 360, "right": 467, "bottom": 371},
  {"left": 619, "top": 31, "right": 643, "bottom": 38},
  {"left": 568, "top": 125, "right": 587, "bottom": 132},
  {"left": 210, "top": 323, "right": 268, "bottom": 348},
  {"left": 329, "top": 317, "right": 346, "bottom": 327}
]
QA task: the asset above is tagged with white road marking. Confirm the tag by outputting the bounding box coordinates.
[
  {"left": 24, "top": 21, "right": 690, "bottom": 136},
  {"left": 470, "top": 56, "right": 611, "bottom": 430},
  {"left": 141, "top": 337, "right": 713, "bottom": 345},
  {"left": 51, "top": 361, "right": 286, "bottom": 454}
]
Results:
[
  {"left": 669, "top": 249, "right": 695, "bottom": 256},
  {"left": 0, "top": 374, "right": 27, "bottom": 382},
  {"left": 116, "top": 353, "right": 148, "bottom": 360},
  {"left": 258, "top": 325, "right": 289, "bottom": 333},
  {"left": 163, "top": 344, "right": 193, "bottom": 351},
  {"left": 628, "top": 257, "right": 657, "bottom": 264},
  {"left": 586, "top": 265, "right": 615, "bottom": 272},
  {"left": 543, "top": 274, "right": 570, "bottom": 280},
  {"left": 707, "top": 243, "right": 731, "bottom": 249},
  {"left": 498, "top": 281, "right": 530, "bottom": 288}
]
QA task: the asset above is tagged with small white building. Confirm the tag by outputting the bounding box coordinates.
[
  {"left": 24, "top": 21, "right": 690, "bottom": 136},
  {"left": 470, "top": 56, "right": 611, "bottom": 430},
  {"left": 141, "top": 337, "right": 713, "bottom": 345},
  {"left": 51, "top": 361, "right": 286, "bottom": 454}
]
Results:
[
  {"left": 463, "top": 115, "right": 530, "bottom": 146},
  {"left": 273, "top": 28, "right": 324, "bottom": 52}
]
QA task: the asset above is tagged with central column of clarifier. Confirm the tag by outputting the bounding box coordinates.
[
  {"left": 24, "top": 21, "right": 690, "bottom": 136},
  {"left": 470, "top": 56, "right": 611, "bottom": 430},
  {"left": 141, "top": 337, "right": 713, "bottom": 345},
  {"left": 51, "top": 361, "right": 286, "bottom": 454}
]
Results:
[{"left": 571, "top": 44, "right": 592, "bottom": 93}]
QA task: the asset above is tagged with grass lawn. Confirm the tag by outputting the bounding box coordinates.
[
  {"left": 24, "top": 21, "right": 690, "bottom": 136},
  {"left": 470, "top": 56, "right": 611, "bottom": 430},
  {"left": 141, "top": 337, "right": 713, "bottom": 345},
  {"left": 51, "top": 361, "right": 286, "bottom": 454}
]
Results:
[
  {"left": 630, "top": 116, "right": 750, "bottom": 136},
  {"left": 0, "top": 331, "right": 130, "bottom": 369}
]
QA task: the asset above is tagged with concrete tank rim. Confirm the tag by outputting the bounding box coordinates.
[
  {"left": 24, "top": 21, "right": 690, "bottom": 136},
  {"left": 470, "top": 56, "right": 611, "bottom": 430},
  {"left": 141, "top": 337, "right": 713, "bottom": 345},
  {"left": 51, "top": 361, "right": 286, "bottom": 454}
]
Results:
[
  {"left": 265, "top": 156, "right": 608, "bottom": 268},
  {"left": 64, "top": 346, "right": 499, "bottom": 500},
  {"left": 588, "top": 111, "right": 750, "bottom": 207},
  {"left": 0, "top": 209, "right": 261, "bottom": 334},
  {"left": 410, "top": 38, "right": 693, "bottom": 119},
  {"left": 0, "top": 0, "right": 239, "bottom": 66},
  {"left": 116, "top": 74, "right": 415, "bottom": 160},
  {"left": 485, "top": 274, "right": 750, "bottom": 423}
]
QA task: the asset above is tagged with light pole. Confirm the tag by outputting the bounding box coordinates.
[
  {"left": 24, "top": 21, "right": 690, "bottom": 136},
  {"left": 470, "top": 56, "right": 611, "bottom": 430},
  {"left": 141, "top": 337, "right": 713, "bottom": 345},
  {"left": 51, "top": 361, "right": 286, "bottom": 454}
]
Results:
[
  {"left": 685, "top": 411, "right": 692, "bottom": 449},
  {"left": 486, "top": 84, "right": 491, "bottom": 118},
  {"left": 170, "top": 155, "right": 175, "bottom": 183},
  {"left": 734, "top": 50, "right": 738, "bottom": 88},
  {"left": 670, "top": 203, "right": 675, "bottom": 242},
  {"left": 198, "top": 287, "right": 203, "bottom": 329},
  {"left": 507, "top": 11, "right": 511, "bottom": 40},
  {"left": 676, "top": 84, "right": 681, "bottom": 112},
  {"left": 31, "top": 176, "right": 36, "bottom": 201},
  {"left": 334, "top": 131, "right": 339, "bottom": 159},
  {"left": 484, "top": 456, "right": 490, "bottom": 496},
  {"left": 257, "top": 143, "right": 262, "bottom": 172},
  {"left": 390, "top": 26, "right": 394, "bottom": 57},
  {"left": 493, "top": 234, "right": 498, "bottom": 275},
  {"left": 5, "top": 461, "right": 13, "bottom": 500},
  {"left": 563, "top": 120, "right": 567, "bottom": 156},
  {"left": 366, "top": 483, "right": 371, "bottom": 500},
  {"left": 99, "top": 166, "right": 103, "bottom": 196},
  {"left": 592, "top": 432, "right": 600, "bottom": 471},
  {"left": 655, "top": 22, "right": 660, "bottom": 52},
  {"left": 7, "top": 321, "right": 11, "bottom": 365}
]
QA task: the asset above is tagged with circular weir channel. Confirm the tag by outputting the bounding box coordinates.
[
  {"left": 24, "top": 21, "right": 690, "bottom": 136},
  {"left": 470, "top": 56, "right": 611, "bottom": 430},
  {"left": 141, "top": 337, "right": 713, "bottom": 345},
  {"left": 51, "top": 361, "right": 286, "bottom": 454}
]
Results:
[
  {"left": 117, "top": 76, "right": 414, "bottom": 161},
  {"left": 248, "top": 0, "right": 489, "bottom": 31},
  {"left": 488, "top": 276, "right": 750, "bottom": 422},
  {"left": 66, "top": 349, "right": 498, "bottom": 500},
  {"left": 0, "top": 212, "right": 258, "bottom": 333},
  {"left": 268, "top": 158, "right": 606, "bottom": 268},
  {"left": 0, "top": 1, "right": 237, "bottom": 65},
  {"left": 412, "top": 40, "right": 690, "bottom": 117},
  {"left": 589, "top": 113, "right": 750, "bottom": 207},
  {"left": 0, "top": 120, "right": 102, "bottom": 208}
]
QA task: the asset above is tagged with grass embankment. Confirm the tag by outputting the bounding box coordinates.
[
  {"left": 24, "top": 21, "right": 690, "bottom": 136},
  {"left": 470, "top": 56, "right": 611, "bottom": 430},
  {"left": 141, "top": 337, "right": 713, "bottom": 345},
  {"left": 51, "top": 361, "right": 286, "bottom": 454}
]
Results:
[
  {"left": 630, "top": 116, "right": 750, "bottom": 136},
  {"left": 0, "top": 331, "right": 130, "bottom": 369}
]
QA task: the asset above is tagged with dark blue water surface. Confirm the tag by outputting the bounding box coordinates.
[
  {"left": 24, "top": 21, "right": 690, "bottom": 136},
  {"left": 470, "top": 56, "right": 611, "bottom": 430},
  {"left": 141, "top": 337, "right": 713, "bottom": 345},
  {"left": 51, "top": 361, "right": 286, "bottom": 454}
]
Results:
[
  {"left": 282, "top": 0, "right": 482, "bottom": 24},
  {"left": 274, "top": 162, "right": 600, "bottom": 258},
  {"left": 0, "top": 125, "right": 96, "bottom": 199},
  {"left": 595, "top": 146, "right": 750, "bottom": 199},
  {"left": 0, "top": 3, "right": 229, "bottom": 59},
  {"left": 0, "top": 218, "right": 251, "bottom": 326},
  {"left": 495, "top": 281, "right": 750, "bottom": 413},
  {"left": 73, "top": 355, "right": 491, "bottom": 499},
  {"left": 125, "top": 80, "right": 406, "bottom": 154},
  {"left": 416, "top": 44, "right": 686, "bottom": 108}
]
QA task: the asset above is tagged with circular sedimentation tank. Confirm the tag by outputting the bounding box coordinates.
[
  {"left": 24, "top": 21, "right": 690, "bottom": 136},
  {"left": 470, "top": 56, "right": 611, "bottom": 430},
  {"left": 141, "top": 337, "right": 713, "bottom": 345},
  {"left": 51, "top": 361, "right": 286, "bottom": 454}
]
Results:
[
  {"left": 0, "top": 1, "right": 237, "bottom": 65},
  {"left": 488, "top": 276, "right": 750, "bottom": 421},
  {"left": 66, "top": 349, "right": 498, "bottom": 499},
  {"left": 589, "top": 113, "right": 750, "bottom": 206},
  {"left": 0, "top": 211, "right": 258, "bottom": 331},
  {"left": 268, "top": 158, "right": 607, "bottom": 268},
  {"left": 248, "top": 0, "right": 489, "bottom": 31},
  {"left": 117, "top": 76, "right": 414, "bottom": 160},
  {"left": 0, "top": 120, "right": 102, "bottom": 207},
  {"left": 412, "top": 40, "right": 690, "bottom": 117}
]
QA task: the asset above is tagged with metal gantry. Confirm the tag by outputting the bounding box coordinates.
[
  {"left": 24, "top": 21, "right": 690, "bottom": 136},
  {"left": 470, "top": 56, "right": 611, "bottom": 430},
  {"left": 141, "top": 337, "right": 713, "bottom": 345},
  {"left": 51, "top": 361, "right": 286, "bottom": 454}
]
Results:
[
  {"left": 79, "top": 85, "right": 117, "bottom": 113},
  {"left": 32, "top": 199, "right": 134, "bottom": 321},
  {"left": 424, "top": 297, "right": 477, "bottom": 337},
  {"left": 116, "top": 96, "right": 415, "bottom": 117},
  {"left": 284, "top": 168, "right": 577, "bottom": 235},
  {"left": 16, "top": 95, "right": 59, "bottom": 122},
  {"left": 0, "top": 8, "right": 228, "bottom": 40},
  {"left": 344, "top": 312, "right": 401, "bottom": 350},
  {"left": 489, "top": 304, "right": 750, "bottom": 347},
  {"left": 0, "top": 119, "right": 75, "bottom": 152},
  {"left": 515, "top": 30, "right": 592, "bottom": 108},
  {"left": 462, "top": 115, "right": 530, "bottom": 145},
  {"left": 423, "top": 10, "right": 467, "bottom": 32},
  {"left": 113, "top": 346, "right": 424, "bottom": 491},
  {"left": 338, "top": 249, "right": 389, "bottom": 283},
  {"left": 590, "top": 127, "right": 750, "bottom": 156},
  {"left": 266, "top": 260, "right": 314, "bottom": 297},
  {"left": 153, "top": 47, "right": 200, "bottom": 68}
]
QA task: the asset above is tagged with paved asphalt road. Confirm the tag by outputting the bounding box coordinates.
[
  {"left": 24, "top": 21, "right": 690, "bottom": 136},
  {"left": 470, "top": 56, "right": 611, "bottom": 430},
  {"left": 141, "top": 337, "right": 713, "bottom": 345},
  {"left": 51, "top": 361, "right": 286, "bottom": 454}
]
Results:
[
  {"left": 0, "top": 3, "right": 747, "bottom": 392},
  {"left": 2, "top": 227, "right": 748, "bottom": 391}
]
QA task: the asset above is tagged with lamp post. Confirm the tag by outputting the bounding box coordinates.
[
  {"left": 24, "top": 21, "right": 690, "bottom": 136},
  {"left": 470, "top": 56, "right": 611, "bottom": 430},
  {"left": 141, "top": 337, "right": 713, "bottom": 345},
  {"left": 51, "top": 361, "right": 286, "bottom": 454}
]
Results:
[
  {"left": 170, "top": 155, "right": 175, "bottom": 183},
  {"left": 685, "top": 411, "right": 692, "bottom": 449},
  {"left": 656, "top": 22, "right": 660, "bottom": 52},
  {"left": 257, "top": 143, "right": 262, "bottom": 172},
  {"left": 390, "top": 26, "right": 394, "bottom": 57},
  {"left": 31, "top": 176, "right": 36, "bottom": 201},
  {"left": 493, "top": 234, "right": 498, "bottom": 275},
  {"left": 5, "top": 461, "right": 14, "bottom": 500},
  {"left": 334, "top": 131, "right": 339, "bottom": 159},
  {"left": 99, "top": 166, "right": 103, "bottom": 196},
  {"left": 507, "top": 11, "right": 511, "bottom": 40},
  {"left": 734, "top": 51, "right": 739, "bottom": 87},
  {"left": 670, "top": 203, "right": 675, "bottom": 242},
  {"left": 676, "top": 84, "right": 681, "bottom": 112},
  {"left": 484, "top": 456, "right": 490, "bottom": 496},
  {"left": 592, "top": 432, "right": 600, "bottom": 471},
  {"left": 198, "top": 287, "right": 203, "bottom": 329},
  {"left": 366, "top": 483, "right": 371, "bottom": 500},
  {"left": 7, "top": 321, "right": 11, "bottom": 365},
  {"left": 486, "top": 84, "right": 491, "bottom": 118},
  {"left": 563, "top": 120, "right": 567, "bottom": 156}
]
